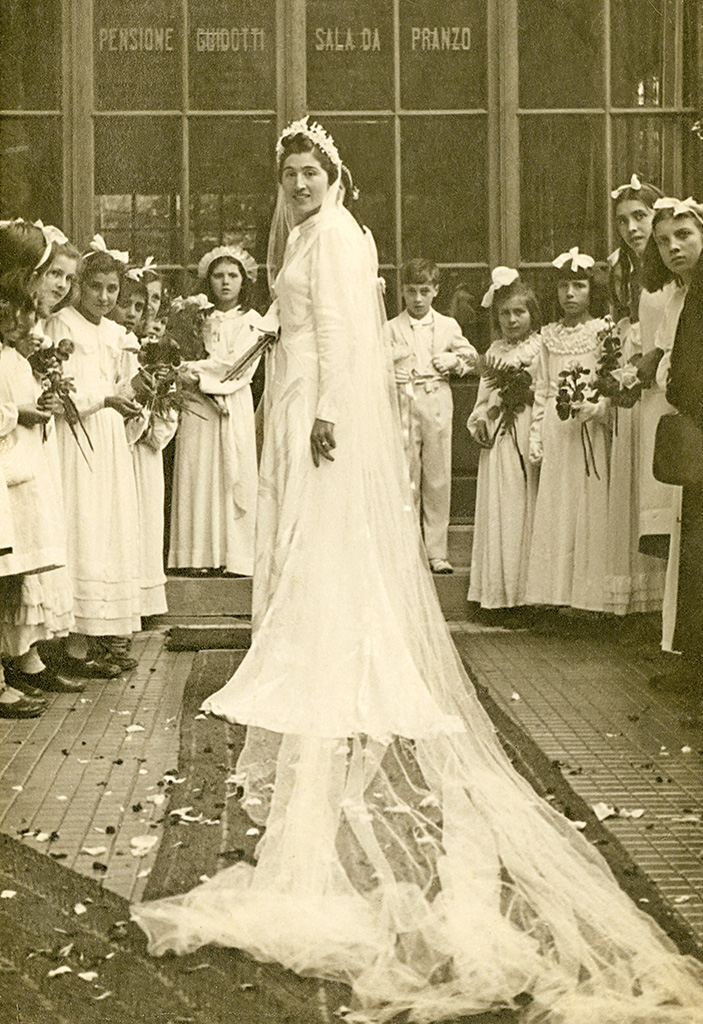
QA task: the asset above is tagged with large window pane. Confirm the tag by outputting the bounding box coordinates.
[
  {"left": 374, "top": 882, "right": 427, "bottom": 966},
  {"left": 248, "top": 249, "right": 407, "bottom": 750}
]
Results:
[
  {"left": 0, "top": 118, "right": 62, "bottom": 223},
  {"left": 520, "top": 116, "right": 606, "bottom": 261},
  {"left": 94, "top": 0, "right": 182, "bottom": 110},
  {"left": 189, "top": 117, "right": 276, "bottom": 265},
  {"left": 399, "top": 0, "right": 487, "bottom": 111},
  {"left": 401, "top": 116, "right": 486, "bottom": 262},
  {"left": 321, "top": 117, "right": 395, "bottom": 264},
  {"left": 189, "top": 0, "right": 276, "bottom": 110},
  {"left": 0, "top": 0, "right": 61, "bottom": 109},
  {"left": 307, "top": 0, "right": 393, "bottom": 111},
  {"left": 611, "top": 0, "right": 664, "bottom": 108},
  {"left": 519, "top": 0, "right": 603, "bottom": 109},
  {"left": 94, "top": 117, "right": 181, "bottom": 262},
  {"left": 612, "top": 115, "right": 703, "bottom": 197}
]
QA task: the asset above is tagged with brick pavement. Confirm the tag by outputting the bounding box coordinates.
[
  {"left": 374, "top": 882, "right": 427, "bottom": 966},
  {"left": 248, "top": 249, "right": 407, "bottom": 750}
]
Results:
[{"left": 0, "top": 629, "right": 193, "bottom": 903}]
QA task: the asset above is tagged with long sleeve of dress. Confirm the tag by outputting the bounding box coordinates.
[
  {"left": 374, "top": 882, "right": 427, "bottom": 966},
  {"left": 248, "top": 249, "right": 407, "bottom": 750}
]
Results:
[
  {"left": 0, "top": 401, "right": 18, "bottom": 437},
  {"left": 44, "top": 315, "right": 110, "bottom": 417},
  {"left": 466, "top": 376, "right": 493, "bottom": 439},
  {"left": 528, "top": 341, "right": 549, "bottom": 463},
  {"left": 310, "top": 220, "right": 357, "bottom": 424}
]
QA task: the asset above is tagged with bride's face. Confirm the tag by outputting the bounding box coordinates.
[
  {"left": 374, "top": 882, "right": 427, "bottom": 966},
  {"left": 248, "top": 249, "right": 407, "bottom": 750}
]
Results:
[{"left": 281, "top": 151, "right": 329, "bottom": 224}]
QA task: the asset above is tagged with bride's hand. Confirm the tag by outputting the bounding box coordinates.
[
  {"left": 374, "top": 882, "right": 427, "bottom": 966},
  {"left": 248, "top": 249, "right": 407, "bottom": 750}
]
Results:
[{"left": 311, "top": 419, "right": 336, "bottom": 466}]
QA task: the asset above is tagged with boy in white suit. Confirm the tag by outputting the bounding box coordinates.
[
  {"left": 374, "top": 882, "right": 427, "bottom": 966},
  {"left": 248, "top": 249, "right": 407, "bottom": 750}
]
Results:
[{"left": 387, "top": 258, "right": 478, "bottom": 573}]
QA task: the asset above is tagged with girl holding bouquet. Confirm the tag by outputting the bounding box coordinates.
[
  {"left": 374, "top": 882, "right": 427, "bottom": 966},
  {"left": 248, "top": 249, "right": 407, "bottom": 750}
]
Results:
[
  {"left": 526, "top": 249, "right": 610, "bottom": 611},
  {"left": 168, "top": 246, "right": 265, "bottom": 577},
  {"left": 114, "top": 266, "right": 178, "bottom": 618},
  {"left": 604, "top": 176, "right": 666, "bottom": 615},
  {"left": 467, "top": 270, "right": 541, "bottom": 616},
  {"left": 45, "top": 238, "right": 142, "bottom": 677}
]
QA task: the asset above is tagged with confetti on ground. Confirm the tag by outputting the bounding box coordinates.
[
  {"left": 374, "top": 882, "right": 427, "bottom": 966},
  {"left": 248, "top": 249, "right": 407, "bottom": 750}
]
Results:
[
  {"left": 510, "top": 692, "right": 521, "bottom": 701},
  {"left": 81, "top": 846, "right": 107, "bottom": 856},
  {"left": 1, "top": 890, "right": 16, "bottom": 899},
  {"left": 48, "top": 966, "right": 72, "bottom": 978},
  {"left": 74, "top": 903, "right": 87, "bottom": 915},
  {"left": 130, "top": 835, "right": 158, "bottom": 857},
  {"left": 126, "top": 724, "right": 145, "bottom": 733},
  {"left": 78, "top": 971, "right": 99, "bottom": 982}
]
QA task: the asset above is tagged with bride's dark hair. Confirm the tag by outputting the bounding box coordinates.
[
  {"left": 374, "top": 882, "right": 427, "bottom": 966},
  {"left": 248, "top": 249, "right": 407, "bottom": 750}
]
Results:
[{"left": 277, "top": 132, "right": 339, "bottom": 185}]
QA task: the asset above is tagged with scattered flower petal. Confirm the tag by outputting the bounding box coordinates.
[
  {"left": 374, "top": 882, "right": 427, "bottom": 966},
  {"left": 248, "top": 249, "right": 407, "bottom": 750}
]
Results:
[
  {"left": 81, "top": 846, "right": 107, "bottom": 856},
  {"left": 130, "top": 835, "right": 158, "bottom": 857},
  {"left": 1, "top": 890, "right": 16, "bottom": 899},
  {"left": 674, "top": 894, "right": 693, "bottom": 904},
  {"left": 146, "top": 794, "right": 166, "bottom": 806},
  {"left": 35, "top": 832, "right": 50, "bottom": 843},
  {"left": 11, "top": 785, "right": 22, "bottom": 792},
  {"left": 74, "top": 903, "right": 87, "bottom": 915},
  {"left": 682, "top": 746, "right": 692, "bottom": 754},
  {"left": 245, "top": 828, "right": 260, "bottom": 836},
  {"left": 92, "top": 991, "right": 112, "bottom": 1001},
  {"left": 592, "top": 802, "right": 617, "bottom": 821},
  {"left": 78, "top": 971, "right": 98, "bottom": 982},
  {"left": 126, "top": 725, "right": 145, "bottom": 733},
  {"left": 48, "top": 965, "right": 72, "bottom": 977},
  {"left": 619, "top": 808, "right": 645, "bottom": 819},
  {"left": 510, "top": 692, "right": 521, "bottom": 701}
]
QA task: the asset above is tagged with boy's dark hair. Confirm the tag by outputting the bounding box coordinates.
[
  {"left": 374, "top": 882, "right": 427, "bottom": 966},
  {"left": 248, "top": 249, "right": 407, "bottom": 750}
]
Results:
[
  {"left": 401, "top": 258, "right": 440, "bottom": 286},
  {"left": 492, "top": 278, "right": 542, "bottom": 333},
  {"left": 204, "top": 256, "right": 253, "bottom": 311}
]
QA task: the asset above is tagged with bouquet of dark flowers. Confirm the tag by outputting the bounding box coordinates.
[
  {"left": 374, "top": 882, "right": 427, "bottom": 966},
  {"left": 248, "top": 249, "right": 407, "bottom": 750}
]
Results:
[
  {"left": 555, "top": 361, "right": 600, "bottom": 479},
  {"left": 476, "top": 353, "right": 535, "bottom": 478},
  {"left": 589, "top": 316, "right": 642, "bottom": 434},
  {"left": 133, "top": 335, "right": 206, "bottom": 423},
  {"left": 28, "top": 338, "right": 93, "bottom": 466}
]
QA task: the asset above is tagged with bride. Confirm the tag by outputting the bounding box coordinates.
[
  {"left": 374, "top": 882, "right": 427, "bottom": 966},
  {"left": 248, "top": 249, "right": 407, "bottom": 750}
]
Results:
[{"left": 132, "top": 119, "right": 703, "bottom": 1023}]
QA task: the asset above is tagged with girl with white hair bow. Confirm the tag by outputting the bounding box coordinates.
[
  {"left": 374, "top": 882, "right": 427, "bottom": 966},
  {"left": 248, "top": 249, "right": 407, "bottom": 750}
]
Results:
[{"left": 168, "top": 244, "right": 265, "bottom": 577}]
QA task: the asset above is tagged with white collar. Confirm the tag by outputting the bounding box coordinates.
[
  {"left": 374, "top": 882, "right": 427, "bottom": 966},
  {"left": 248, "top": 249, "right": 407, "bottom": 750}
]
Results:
[{"left": 408, "top": 311, "right": 433, "bottom": 327}]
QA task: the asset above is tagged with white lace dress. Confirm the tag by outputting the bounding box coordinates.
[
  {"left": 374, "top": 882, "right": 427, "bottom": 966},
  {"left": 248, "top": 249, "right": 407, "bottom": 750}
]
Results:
[
  {"left": 526, "top": 319, "right": 611, "bottom": 611},
  {"left": 467, "top": 334, "right": 540, "bottom": 608},
  {"left": 168, "top": 306, "right": 263, "bottom": 576},
  {"left": 132, "top": 205, "right": 703, "bottom": 1024}
]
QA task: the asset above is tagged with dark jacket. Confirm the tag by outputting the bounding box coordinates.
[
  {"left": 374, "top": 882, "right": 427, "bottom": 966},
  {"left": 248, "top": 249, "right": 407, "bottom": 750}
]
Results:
[{"left": 667, "top": 255, "right": 703, "bottom": 428}]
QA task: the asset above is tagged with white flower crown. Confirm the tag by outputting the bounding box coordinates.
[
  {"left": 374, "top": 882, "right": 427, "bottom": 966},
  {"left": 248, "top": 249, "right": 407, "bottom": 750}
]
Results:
[{"left": 276, "top": 116, "right": 342, "bottom": 170}]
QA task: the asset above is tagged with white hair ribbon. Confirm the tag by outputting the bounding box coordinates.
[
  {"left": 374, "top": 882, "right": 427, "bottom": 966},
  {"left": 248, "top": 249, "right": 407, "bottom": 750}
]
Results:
[
  {"left": 480, "top": 266, "right": 520, "bottom": 308},
  {"left": 610, "top": 174, "right": 642, "bottom": 200},
  {"left": 197, "top": 245, "right": 258, "bottom": 283},
  {"left": 84, "top": 234, "right": 129, "bottom": 264},
  {"left": 552, "top": 247, "right": 595, "bottom": 272},
  {"left": 33, "top": 220, "right": 69, "bottom": 247},
  {"left": 653, "top": 196, "right": 703, "bottom": 221},
  {"left": 125, "top": 256, "right": 157, "bottom": 281}
]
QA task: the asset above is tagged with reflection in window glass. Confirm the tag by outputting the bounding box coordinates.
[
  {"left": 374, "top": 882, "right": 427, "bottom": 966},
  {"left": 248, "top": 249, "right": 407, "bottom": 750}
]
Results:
[
  {"left": 189, "top": 0, "right": 276, "bottom": 110},
  {"left": 94, "top": 117, "right": 181, "bottom": 262},
  {"left": 610, "top": 0, "right": 663, "bottom": 108},
  {"left": 683, "top": 3, "right": 703, "bottom": 108},
  {"left": 520, "top": 116, "right": 606, "bottom": 262},
  {"left": 321, "top": 117, "right": 395, "bottom": 264},
  {"left": 401, "top": 116, "right": 486, "bottom": 262},
  {"left": 0, "top": 118, "right": 62, "bottom": 223},
  {"left": 189, "top": 117, "right": 276, "bottom": 263},
  {"left": 519, "top": 0, "right": 603, "bottom": 109},
  {"left": 307, "top": 0, "right": 393, "bottom": 112},
  {"left": 0, "top": 0, "right": 61, "bottom": 109},
  {"left": 611, "top": 115, "right": 703, "bottom": 197},
  {"left": 94, "top": 0, "right": 182, "bottom": 111},
  {"left": 399, "top": 0, "right": 487, "bottom": 111}
]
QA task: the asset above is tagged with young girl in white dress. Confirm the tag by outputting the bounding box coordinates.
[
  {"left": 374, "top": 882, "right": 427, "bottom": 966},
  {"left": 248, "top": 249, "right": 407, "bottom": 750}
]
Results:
[
  {"left": 45, "top": 239, "right": 142, "bottom": 676},
  {"left": 467, "top": 270, "right": 541, "bottom": 615},
  {"left": 113, "top": 268, "right": 177, "bottom": 617},
  {"left": 604, "top": 176, "right": 666, "bottom": 615},
  {"left": 526, "top": 249, "right": 610, "bottom": 611},
  {"left": 0, "top": 222, "right": 80, "bottom": 700},
  {"left": 168, "top": 246, "right": 264, "bottom": 577}
]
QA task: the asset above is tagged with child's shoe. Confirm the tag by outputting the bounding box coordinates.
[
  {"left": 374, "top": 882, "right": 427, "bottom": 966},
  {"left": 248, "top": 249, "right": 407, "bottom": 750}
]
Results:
[
  {"left": 94, "top": 636, "right": 138, "bottom": 672},
  {"left": 430, "top": 559, "right": 454, "bottom": 574}
]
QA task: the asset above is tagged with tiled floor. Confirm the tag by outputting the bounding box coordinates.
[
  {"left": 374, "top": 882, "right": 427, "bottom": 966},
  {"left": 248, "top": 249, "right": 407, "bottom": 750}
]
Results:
[
  {"left": 453, "top": 626, "right": 703, "bottom": 946},
  {"left": 0, "top": 630, "right": 193, "bottom": 903}
]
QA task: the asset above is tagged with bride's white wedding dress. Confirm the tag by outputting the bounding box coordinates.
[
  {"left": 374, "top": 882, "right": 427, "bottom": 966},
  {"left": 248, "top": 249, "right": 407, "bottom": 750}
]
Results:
[{"left": 132, "top": 195, "right": 703, "bottom": 1023}]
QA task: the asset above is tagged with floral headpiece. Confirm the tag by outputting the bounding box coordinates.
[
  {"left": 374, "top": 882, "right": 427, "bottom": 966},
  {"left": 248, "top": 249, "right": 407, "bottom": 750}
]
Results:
[
  {"left": 653, "top": 196, "right": 703, "bottom": 222},
  {"left": 552, "top": 247, "right": 595, "bottom": 273},
  {"left": 197, "top": 245, "right": 258, "bottom": 283},
  {"left": 83, "top": 234, "right": 129, "bottom": 264},
  {"left": 480, "top": 266, "right": 520, "bottom": 308},
  {"left": 276, "top": 116, "right": 342, "bottom": 171},
  {"left": 170, "top": 293, "right": 214, "bottom": 314},
  {"left": 125, "top": 255, "right": 157, "bottom": 282},
  {"left": 611, "top": 173, "right": 642, "bottom": 200}
]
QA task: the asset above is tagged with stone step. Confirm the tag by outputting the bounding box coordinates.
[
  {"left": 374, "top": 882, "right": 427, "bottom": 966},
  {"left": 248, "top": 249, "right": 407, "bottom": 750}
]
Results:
[
  {"left": 161, "top": 565, "right": 471, "bottom": 639},
  {"left": 448, "top": 523, "right": 473, "bottom": 568}
]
